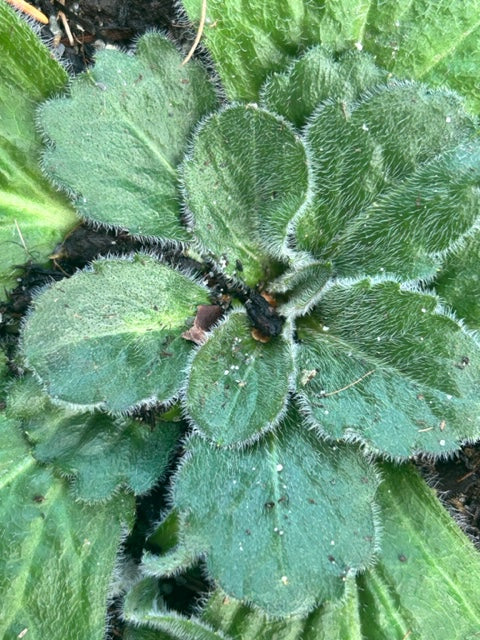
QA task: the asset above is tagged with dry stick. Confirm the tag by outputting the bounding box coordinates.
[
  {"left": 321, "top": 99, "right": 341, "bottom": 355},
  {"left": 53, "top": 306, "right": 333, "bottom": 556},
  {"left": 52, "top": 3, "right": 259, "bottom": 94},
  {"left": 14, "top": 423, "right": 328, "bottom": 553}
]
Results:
[
  {"left": 14, "top": 219, "right": 29, "bottom": 255},
  {"left": 4, "top": 0, "right": 49, "bottom": 23},
  {"left": 181, "top": 0, "right": 207, "bottom": 66},
  {"left": 320, "top": 369, "right": 375, "bottom": 397},
  {"left": 57, "top": 0, "right": 74, "bottom": 46}
]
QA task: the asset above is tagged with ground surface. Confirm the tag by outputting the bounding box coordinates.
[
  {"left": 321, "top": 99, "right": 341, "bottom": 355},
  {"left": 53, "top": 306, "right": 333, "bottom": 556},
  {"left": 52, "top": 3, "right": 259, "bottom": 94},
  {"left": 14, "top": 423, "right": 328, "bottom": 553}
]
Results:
[{"left": 3, "top": 0, "right": 480, "bottom": 635}]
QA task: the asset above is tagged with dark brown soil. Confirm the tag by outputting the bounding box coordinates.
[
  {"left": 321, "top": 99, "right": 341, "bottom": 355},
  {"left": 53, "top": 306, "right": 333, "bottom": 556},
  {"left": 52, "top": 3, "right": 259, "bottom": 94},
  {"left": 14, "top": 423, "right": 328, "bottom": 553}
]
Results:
[{"left": 35, "top": 0, "right": 193, "bottom": 72}]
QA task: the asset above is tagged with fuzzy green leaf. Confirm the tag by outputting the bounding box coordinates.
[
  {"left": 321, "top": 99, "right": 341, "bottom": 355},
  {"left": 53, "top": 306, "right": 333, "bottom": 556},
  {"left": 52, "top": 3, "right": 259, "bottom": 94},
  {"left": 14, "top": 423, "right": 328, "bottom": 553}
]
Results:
[
  {"left": 296, "top": 279, "right": 480, "bottom": 458},
  {"left": 7, "top": 376, "right": 181, "bottom": 501},
  {"left": 142, "top": 509, "right": 202, "bottom": 578},
  {"left": 182, "top": 105, "right": 310, "bottom": 285},
  {"left": 181, "top": 0, "right": 370, "bottom": 101},
  {"left": 185, "top": 312, "right": 293, "bottom": 446},
  {"left": 261, "top": 46, "right": 387, "bottom": 128},
  {"left": 123, "top": 577, "right": 230, "bottom": 640},
  {"left": 0, "top": 413, "right": 135, "bottom": 640},
  {"left": 22, "top": 255, "right": 209, "bottom": 412},
  {"left": 271, "top": 260, "right": 333, "bottom": 317},
  {"left": 200, "top": 583, "right": 362, "bottom": 640},
  {"left": 434, "top": 229, "right": 480, "bottom": 329},
  {"left": 168, "top": 406, "right": 379, "bottom": 617},
  {"left": 184, "top": 1, "right": 480, "bottom": 114},
  {"left": 358, "top": 463, "right": 480, "bottom": 639},
  {"left": 0, "top": 3, "right": 78, "bottom": 298},
  {"left": 39, "top": 32, "right": 217, "bottom": 239},
  {"left": 363, "top": 2, "right": 480, "bottom": 115},
  {"left": 295, "top": 82, "right": 480, "bottom": 280}
]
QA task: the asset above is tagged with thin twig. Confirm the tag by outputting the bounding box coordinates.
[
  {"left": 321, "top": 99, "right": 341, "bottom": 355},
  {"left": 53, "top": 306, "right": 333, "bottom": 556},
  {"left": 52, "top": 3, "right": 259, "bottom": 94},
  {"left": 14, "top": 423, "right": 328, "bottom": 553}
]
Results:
[
  {"left": 58, "top": 9, "right": 74, "bottom": 45},
  {"left": 181, "top": 0, "right": 207, "bottom": 66},
  {"left": 14, "top": 219, "right": 29, "bottom": 255},
  {"left": 320, "top": 369, "right": 375, "bottom": 397}
]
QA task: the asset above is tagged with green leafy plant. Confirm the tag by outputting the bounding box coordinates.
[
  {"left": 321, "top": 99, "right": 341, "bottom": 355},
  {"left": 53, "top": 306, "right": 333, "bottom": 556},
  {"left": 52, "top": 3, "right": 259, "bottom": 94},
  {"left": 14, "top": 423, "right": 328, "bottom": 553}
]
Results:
[{"left": 2, "top": 1, "right": 480, "bottom": 638}]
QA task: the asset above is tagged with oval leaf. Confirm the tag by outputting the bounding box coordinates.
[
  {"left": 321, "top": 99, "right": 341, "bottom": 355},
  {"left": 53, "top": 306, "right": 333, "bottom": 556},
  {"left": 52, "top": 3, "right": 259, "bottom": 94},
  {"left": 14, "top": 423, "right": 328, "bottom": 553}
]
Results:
[
  {"left": 39, "top": 32, "right": 217, "bottom": 239},
  {"left": 182, "top": 104, "right": 310, "bottom": 285},
  {"left": 296, "top": 279, "right": 480, "bottom": 458},
  {"left": 22, "top": 255, "right": 210, "bottom": 412},
  {"left": 295, "top": 82, "right": 480, "bottom": 280},
  {"left": 185, "top": 312, "right": 294, "bottom": 446},
  {"left": 170, "top": 407, "right": 379, "bottom": 617}
]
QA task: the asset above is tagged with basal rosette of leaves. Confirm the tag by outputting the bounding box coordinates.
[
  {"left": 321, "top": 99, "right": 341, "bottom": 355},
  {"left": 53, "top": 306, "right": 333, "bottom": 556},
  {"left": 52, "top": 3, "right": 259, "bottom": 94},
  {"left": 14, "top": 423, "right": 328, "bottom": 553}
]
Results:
[{"left": 19, "top": 34, "right": 480, "bottom": 617}]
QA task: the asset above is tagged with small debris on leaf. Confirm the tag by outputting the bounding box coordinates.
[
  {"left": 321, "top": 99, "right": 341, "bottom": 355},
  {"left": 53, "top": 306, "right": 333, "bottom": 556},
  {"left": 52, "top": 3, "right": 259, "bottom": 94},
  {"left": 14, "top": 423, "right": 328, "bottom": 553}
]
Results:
[{"left": 182, "top": 304, "right": 224, "bottom": 345}]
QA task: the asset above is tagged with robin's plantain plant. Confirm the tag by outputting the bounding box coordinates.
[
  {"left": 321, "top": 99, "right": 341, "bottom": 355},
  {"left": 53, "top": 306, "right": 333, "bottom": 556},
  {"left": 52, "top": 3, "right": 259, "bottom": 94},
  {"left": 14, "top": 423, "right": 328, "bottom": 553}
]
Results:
[{"left": 3, "top": 1, "right": 480, "bottom": 638}]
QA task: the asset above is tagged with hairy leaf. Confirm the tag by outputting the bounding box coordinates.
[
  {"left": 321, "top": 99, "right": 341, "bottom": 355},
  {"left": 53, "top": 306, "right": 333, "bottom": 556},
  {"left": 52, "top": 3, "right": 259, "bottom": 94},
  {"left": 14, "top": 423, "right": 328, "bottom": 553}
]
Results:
[
  {"left": 295, "top": 82, "right": 480, "bottom": 280},
  {"left": 39, "top": 32, "right": 217, "bottom": 239},
  {"left": 434, "top": 229, "right": 480, "bottom": 329},
  {"left": 184, "top": 1, "right": 480, "bottom": 114},
  {"left": 185, "top": 312, "right": 293, "bottom": 446},
  {"left": 7, "top": 376, "right": 181, "bottom": 501},
  {"left": 358, "top": 463, "right": 480, "bottom": 639},
  {"left": 181, "top": 0, "right": 371, "bottom": 101},
  {"left": 22, "top": 255, "right": 209, "bottom": 412},
  {"left": 0, "top": 3, "right": 77, "bottom": 298},
  {"left": 364, "top": 1, "right": 480, "bottom": 115},
  {"left": 123, "top": 577, "right": 230, "bottom": 640},
  {"left": 296, "top": 279, "right": 480, "bottom": 458},
  {"left": 183, "top": 105, "right": 310, "bottom": 285},
  {"left": 200, "top": 583, "right": 362, "bottom": 640},
  {"left": 169, "top": 407, "right": 379, "bottom": 617},
  {"left": 0, "top": 413, "right": 135, "bottom": 640},
  {"left": 271, "top": 260, "right": 333, "bottom": 317},
  {"left": 261, "top": 46, "right": 387, "bottom": 128}
]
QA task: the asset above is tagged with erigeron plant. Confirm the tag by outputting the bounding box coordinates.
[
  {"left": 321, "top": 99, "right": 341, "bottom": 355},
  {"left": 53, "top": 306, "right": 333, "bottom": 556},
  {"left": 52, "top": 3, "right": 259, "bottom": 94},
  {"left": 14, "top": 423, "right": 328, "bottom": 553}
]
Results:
[
  {"left": 3, "top": 2, "right": 480, "bottom": 637},
  {"left": 18, "top": 31, "right": 480, "bottom": 617}
]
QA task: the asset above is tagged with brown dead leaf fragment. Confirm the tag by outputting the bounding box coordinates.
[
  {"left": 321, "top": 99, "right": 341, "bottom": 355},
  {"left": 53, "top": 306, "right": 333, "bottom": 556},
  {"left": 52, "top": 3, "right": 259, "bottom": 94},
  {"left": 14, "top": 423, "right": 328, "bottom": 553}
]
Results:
[{"left": 182, "top": 304, "right": 223, "bottom": 345}]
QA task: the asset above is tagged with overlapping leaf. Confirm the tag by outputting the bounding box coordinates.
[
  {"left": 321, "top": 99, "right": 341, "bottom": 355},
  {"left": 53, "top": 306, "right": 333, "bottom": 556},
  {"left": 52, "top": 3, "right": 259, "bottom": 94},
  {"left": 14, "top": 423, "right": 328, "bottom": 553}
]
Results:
[
  {"left": 0, "top": 413, "right": 135, "bottom": 640},
  {"left": 182, "top": 0, "right": 371, "bottom": 101},
  {"left": 167, "top": 406, "right": 379, "bottom": 616},
  {"left": 296, "top": 279, "right": 480, "bottom": 458},
  {"left": 7, "top": 376, "right": 182, "bottom": 501},
  {"left": 363, "top": 2, "right": 480, "bottom": 115},
  {"left": 182, "top": 104, "right": 310, "bottom": 285},
  {"left": 358, "top": 463, "right": 480, "bottom": 639},
  {"left": 271, "top": 260, "right": 333, "bottom": 317},
  {"left": 434, "top": 229, "right": 480, "bottom": 329},
  {"left": 133, "top": 464, "right": 480, "bottom": 640},
  {"left": 0, "top": 2, "right": 77, "bottom": 298},
  {"left": 39, "top": 32, "right": 217, "bottom": 239},
  {"left": 21, "top": 255, "right": 209, "bottom": 412},
  {"left": 185, "top": 312, "right": 293, "bottom": 445},
  {"left": 261, "top": 46, "right": 387, "bottom": 128},
  {"left": 123, "top": 577, "right": 229, "bottom": 640},
  {"left": 295, "top": 81, "right": 480, "bottom": 280},
  {"left": 183, "top": 0, "right": 480, "bottom": 114}
]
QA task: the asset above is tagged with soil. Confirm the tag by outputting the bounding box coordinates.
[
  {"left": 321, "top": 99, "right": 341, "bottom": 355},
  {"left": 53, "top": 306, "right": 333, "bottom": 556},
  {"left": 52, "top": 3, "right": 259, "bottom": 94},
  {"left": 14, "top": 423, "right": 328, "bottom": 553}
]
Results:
[{"left": 3, "top": 0, "right": 480, "bottom": 636}]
